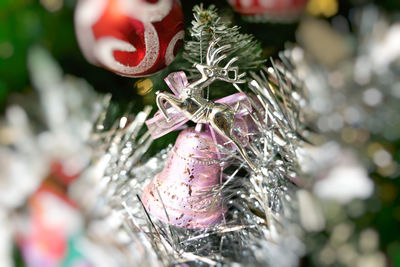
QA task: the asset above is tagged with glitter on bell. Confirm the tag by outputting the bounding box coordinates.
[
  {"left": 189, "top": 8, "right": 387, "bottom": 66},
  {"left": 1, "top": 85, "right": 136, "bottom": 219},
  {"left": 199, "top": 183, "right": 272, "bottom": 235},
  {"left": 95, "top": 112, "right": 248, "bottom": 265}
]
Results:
[{"left": 141, "top": 127, "right": 226, "bottom": 229}]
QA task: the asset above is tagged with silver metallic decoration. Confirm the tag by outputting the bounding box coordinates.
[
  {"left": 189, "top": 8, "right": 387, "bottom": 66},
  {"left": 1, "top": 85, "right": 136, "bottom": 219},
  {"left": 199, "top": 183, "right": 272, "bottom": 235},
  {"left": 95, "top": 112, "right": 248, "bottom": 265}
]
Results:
[
  {"left": 70, "top": 47, "right": 308, "bottom": 265},
  {"left": 73, "top": 6, "right": 396, "bottom": 266},
  {"left": 155, "top": 38, "right": 258, "bottom": 171}
]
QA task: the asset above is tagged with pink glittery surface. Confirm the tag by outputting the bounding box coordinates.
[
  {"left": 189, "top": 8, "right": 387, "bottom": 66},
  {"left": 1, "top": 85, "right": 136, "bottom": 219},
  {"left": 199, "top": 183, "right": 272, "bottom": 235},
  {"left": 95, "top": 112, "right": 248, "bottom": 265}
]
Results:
[{"left": 141, "top": 128, "right": 226, "bottom": 229}]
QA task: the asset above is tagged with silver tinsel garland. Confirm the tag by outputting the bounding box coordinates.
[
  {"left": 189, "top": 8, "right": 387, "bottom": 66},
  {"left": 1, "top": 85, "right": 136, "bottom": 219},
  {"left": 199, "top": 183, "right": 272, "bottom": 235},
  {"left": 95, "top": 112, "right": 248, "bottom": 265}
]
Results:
[
  {"left": 69, "top": 6, "right": 398, "bottom": 267},
  {"left": 69, "top": 49, "right": 307, "bottom": 266},
  {"left": 0, "top": 46, "right": 103, "bottom": 266}
]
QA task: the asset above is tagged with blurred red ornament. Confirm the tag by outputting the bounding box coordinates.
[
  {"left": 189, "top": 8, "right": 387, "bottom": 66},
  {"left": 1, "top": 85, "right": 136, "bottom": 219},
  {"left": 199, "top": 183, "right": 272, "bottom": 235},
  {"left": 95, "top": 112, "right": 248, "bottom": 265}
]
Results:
[
  {"left": 16, "top": 185, "right": 81, "bottom": 266},
  {"left": 228, "top": 0, "right": 308, "bottom": 21},
  {"left": 75, "top": 0, "right": 184, "bottom": 77},
  {"left": 50, "top": 160, "right": 81, "bottom": 186}
]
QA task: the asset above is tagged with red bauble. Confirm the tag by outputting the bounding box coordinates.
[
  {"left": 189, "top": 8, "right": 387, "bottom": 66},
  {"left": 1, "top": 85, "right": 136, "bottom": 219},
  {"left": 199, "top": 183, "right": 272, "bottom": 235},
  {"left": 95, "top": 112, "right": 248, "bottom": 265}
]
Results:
[
  {"left": 228, "top": 0, "right": 308, "bottom": 21},
  {"left": 75, "top": 0, "right": 184, "bottom": 77}
]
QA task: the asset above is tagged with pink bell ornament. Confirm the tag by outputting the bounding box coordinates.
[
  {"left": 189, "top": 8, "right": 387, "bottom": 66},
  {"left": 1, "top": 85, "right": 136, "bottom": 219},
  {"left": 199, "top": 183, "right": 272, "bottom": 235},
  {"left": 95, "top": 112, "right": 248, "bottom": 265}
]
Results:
[{"left": 141, "top": 127, "right": 226, "bottom": 229}]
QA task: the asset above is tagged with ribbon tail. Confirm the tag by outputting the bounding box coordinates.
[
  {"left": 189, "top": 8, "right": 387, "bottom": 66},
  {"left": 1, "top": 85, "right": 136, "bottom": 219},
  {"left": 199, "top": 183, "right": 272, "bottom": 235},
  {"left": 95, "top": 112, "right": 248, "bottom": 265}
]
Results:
[
  {"left": 215, "top": 92, "right": 252, "bottom": 116},
  {"left": 145, "top": 109, "right": 189, "bottom": 139}
]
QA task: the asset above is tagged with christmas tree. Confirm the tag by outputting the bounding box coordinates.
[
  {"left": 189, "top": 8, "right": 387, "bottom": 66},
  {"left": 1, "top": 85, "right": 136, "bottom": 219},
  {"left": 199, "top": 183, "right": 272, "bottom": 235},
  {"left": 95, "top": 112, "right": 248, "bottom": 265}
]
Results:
[{"left": 0, "top": 0, "right": 399, "bottom": 266}]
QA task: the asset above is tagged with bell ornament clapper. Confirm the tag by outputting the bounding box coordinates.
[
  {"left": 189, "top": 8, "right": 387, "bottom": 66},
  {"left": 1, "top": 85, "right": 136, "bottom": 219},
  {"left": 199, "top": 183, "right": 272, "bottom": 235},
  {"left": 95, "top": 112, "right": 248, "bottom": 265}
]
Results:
[{"left": 141, "top": 127, "right": 226, "bottom": 229}]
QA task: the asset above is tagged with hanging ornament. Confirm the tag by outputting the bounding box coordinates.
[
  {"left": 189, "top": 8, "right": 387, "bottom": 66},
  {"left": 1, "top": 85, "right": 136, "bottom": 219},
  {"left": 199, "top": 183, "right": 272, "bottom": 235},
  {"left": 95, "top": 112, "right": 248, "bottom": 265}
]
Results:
[
  {"left": 15, "top": 184, "right": 88, "bottom": 267},
  {"left": 146, "top": 38, "right": 259, "bottom": 172},
  {"left": 227, "top": 0, "right": 308, "bottom": 22},
  {"left": 74, "top": 0, "right": 184, "bottom": 77},
  {"left": 141, "top": 127, "right": 226, "bottom": 229}
]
